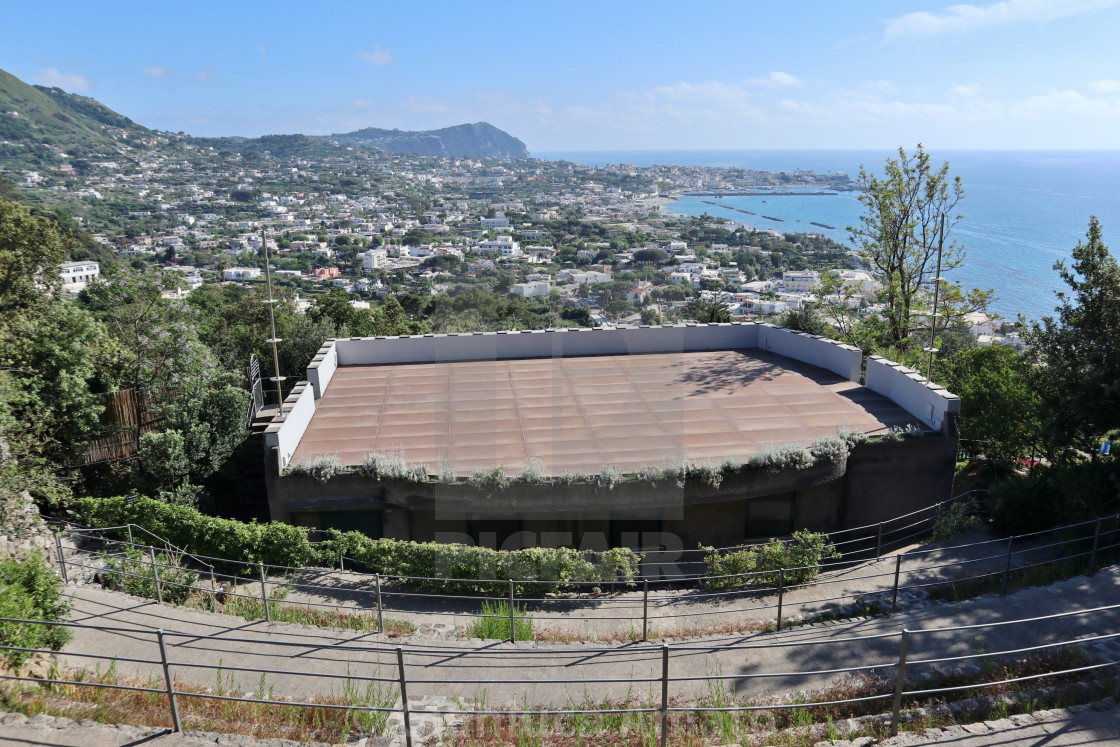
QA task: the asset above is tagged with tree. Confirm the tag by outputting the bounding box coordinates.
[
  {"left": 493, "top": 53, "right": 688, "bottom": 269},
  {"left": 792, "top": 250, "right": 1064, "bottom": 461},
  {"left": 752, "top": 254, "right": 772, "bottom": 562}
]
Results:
[
  {"left": 848, "top": 145, "right": 990, "bottom": 347},
  {"left": 943, "top": 346, "right": 1039, "bottom": 463},
  {"left": 0, "top": 199, "right": 76, "bottom": 315},
  {"left": 1023, "top": 217, "right": 1120, "bottom": 457},
  {"left": 140, "top": 374, "right": 249, "bottom": 504},
  {"left": 1, "top": 301, "right": 115, "bottom": 464},
  {"left": 686, "top": 298, "right": 732, "bottom": 323},
  {"left": 82, "top": 267, "right": 225, "bottom": 464},
  {"left": 778, "top": 306, "right": 833, "bottom": 338}
]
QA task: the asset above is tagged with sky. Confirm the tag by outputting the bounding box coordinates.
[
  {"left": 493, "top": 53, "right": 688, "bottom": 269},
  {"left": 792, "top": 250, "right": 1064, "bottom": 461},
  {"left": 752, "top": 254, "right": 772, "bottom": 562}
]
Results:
[{"left": 3, "top": 0, "right": 1120, "bottom": 152}]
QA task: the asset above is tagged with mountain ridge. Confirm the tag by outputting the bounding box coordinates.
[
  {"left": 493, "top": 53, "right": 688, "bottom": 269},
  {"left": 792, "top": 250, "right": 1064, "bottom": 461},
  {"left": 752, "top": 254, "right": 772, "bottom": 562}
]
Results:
[
  {"left": 323, "top": 121, "right": 530, "bottom": 159},
  {"left": 0, "top": 66, "right": 529, "bottom": 168}
]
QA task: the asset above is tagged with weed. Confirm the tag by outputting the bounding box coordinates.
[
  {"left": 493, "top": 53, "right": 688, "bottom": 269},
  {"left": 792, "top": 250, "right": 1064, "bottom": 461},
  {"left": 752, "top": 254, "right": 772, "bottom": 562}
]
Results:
[
  {"left": 468, "top": 600, "right": 533, "bottom": 641},
  {"left": 288, "top": 455, "right": 345, "bottom": 483},
  {"left": 469, "top": 466, "right": 510, "bottom": 494}
]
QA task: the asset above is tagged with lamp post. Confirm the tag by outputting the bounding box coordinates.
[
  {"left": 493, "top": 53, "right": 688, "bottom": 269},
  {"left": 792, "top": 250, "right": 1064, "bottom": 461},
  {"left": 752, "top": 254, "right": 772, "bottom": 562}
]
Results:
[
  {"left": 261, "top": 229, "right": 286, "bottom": 407},
  {"left": 923, "top": 215, "right": 947, "bottom": 381}
]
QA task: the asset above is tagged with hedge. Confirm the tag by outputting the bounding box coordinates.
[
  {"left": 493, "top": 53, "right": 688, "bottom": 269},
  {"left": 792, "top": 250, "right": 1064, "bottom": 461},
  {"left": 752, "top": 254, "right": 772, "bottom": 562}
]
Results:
[
  {"left": 74, "top": 496, "right": 641, "bottom": 593},
  {"left": 702, "top": 530, "right": 840, "bottom": 590}
]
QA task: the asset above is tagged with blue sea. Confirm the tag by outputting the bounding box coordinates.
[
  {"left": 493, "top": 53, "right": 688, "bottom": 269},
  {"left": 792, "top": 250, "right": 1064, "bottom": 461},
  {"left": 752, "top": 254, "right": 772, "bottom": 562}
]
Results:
[{"left": 537, "top": 150, "right": 1120, "bottom": 322}]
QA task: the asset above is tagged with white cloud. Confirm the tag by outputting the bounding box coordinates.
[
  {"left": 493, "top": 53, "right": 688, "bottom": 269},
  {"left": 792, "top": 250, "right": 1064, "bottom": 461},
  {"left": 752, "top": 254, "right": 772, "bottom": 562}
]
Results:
[
  {"left": 32, "top": 67, "right": 90, "bottom": 92},
  {"left": 194, "top": 69, "right": 216, "bottom": 82},
  {"left": 750, "top": 71, "right": 802, "bottom": 88},
  {"left": 357, "top": 45, "right": 393, "bottom": 66},
  {"left": 1089, "top": 79, "right": 1120, "bottom": 93},
  {"left": 142, "top": 65, "right": 171, "bottom": 78},
  {"left": 949, "top": 82, "right": 983, "bottom": 97},
  {"left": 884, "top": 0, "right": 1120, "bottom": 41}
]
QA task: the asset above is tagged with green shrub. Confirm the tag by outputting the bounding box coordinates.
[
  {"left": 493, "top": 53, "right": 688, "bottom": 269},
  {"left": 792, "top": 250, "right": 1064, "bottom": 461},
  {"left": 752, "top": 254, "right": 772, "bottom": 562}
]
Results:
[
  {"left": 987, "top": 461, "right": 1119, "bottom": 536},
  {"left": 518, "top": 458, "right": 547, "bottom": 484},
  {"left": 837, "top": 426, "right": 869, "bottom": 448},
  {"left": 931, "top": 501, "right": 985, "bottom": 541},
  {"left": 703, "top": 531, "right": 840, "bottom": 590},
  {"left": 0, "top": 552, "right": 71, "bottom": 667},
  {"left": 469, "top": 600, "right": 533, "bottom": 641},
  {"left": 289, "top": 455, "right": 345, "bottom": 483},
  {"left": 748, "top": 443, "right": 815, "bottom": 473},
  {"left": 74, "top": 496, "right": 642, "bottom": 593},
  {"left": 100, "top": 547, "right": 199, "bottom": 604},
  {"left": 692, "top": 460, "right": 724, "bottom": 489},
  {"left": 810, "top": 436, "right": 850, "bottom": 463},
  {"left": 597, "top": 465, "right": 623, "bottom": 490},
  {"left": 468, "top": 466, "right": 509, "bottom": 494}
]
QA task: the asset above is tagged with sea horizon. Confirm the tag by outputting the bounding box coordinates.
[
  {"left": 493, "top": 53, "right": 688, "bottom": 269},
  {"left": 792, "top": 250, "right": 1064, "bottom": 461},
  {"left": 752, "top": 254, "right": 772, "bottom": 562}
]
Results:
[{"left": 536, "top": 149, "right": 1120, "bottom": 322}]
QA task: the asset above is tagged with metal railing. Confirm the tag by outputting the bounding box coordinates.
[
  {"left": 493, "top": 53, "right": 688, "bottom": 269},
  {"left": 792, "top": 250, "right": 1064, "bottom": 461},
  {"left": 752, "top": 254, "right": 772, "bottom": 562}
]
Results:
[
  {"left": 1, "top": 601, "right": 1117, "bottom": 746},
  {"left": 54, "top": 508, "right": 1120, "bottom": 642}
]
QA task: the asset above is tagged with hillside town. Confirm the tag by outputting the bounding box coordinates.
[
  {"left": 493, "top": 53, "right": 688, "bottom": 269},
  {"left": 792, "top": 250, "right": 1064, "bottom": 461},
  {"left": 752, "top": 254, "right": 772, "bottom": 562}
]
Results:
[{"left": 9, "top": 135, "right": 1014, "bottom": 344}]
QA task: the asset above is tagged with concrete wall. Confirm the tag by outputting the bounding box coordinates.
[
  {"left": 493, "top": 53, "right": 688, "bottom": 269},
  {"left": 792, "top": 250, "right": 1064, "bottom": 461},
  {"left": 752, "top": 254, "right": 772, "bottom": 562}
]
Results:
[
  {"left": 263, "top": 383, "right": 316, "bottom": 469},
  {"left": 864, "top": 355, "right": 962, "bottom": 433},
  {"left": 264, "top": 433, "right": 955, "bottom": 550},
  {"left": 328, "top": 323, "right": 760, "bottom": 367},
  {"left": 839, "top": 434, "right": 958, "bottom": 528},
  {"left": 319, "top": 323, "right": 861, "bottom": 384},
  {"left": 306, "top": 340, "right": 338, "bottom": 400},
  {"left": 756, "top": 324, "right": 863, "bottom": 382}
]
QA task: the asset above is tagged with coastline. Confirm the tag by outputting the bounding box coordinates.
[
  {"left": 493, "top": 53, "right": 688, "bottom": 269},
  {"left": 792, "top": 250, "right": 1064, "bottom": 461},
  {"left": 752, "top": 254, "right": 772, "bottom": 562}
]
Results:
[{"left": 654, "top": 194, "right": 757, "bottom": 231}]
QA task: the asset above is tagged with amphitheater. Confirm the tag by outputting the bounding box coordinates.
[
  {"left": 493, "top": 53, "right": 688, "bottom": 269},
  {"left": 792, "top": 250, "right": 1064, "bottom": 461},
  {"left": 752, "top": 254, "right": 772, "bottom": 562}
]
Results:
[
  {"left": 4, "top": 326, "right": 1119, "bottom": 746},
  {"left": 263, "top": 323, "right": 961, "bottom": 551}
]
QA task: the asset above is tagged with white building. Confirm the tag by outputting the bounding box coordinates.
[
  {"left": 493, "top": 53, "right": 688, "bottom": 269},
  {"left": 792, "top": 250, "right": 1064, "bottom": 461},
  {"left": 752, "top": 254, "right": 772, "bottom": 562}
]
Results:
[
  {"left": 831, "top": 270, "right": 877, "bottom": 299},
  {"left": 477, "top": 236, "right": 522, "bottom": 257},
  {"left": 558, "top": 269, "right": 612, "bottom": 285},
  {"left": 224, "top": 267, "right": 262, "bottom": 280},
  {"left": 782, "top": 270, "right": 820, "bottom": 294},
  {"left": 59, "top": 261, "right": 100, "bottom": 294},
  {"left": 510, "top": 280, "right": 551, "bottom": 298},
  {"left": 480, "top": 213, "right": 510, "bottom": 230},
  {"left": 362, "top": 249, "right": 389, "bottom": 271}
]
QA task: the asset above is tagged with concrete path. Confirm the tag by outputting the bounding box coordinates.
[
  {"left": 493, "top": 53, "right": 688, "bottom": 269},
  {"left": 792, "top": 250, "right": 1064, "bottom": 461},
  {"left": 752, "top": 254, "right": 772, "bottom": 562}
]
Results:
[{"left": 55, "top": 565, "right": 1120, "bottom": 708}]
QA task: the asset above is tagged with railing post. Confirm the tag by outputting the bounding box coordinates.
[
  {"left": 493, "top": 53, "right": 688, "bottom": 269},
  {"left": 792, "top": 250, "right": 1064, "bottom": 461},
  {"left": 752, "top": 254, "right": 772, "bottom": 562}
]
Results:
[
  {"left": 375, "top": 573, "right": 384, "bottom": 634},
  {"left": 340, "top": 552, "right": 345, "bottom": 571},
  {"left": 876, "top": 522, "right": 883, "bottom": 559},
  {"left": 149, "top": 546, "right": 163, "bottom": 605},
  {"left": 891, "top": 554, "right": 902, "bottom": 613},
  {"left": 660, "top": 643, "right": 670, "bottom": 747},
  {"left": 642, "top": 578, "right": 649, "bottom": 641},
  {"left": 1001, "top": 536, "right": 1014, "bottom": 596},
  {"left": 127, "top": 525, "right": 134, "bottom": 547},
  {"left": 157, "top": 629, "right": 182, "bottom": 732},
  {"left": 890, "top": 629, "right": 911, "bottom": 737},
  {"left": 508, "top": 578, "right": 516, "bottom": 643},
  {"left": 396, "top": 646, "right": 413, "bottom": 747},
  {"left": 258, "top": 562, "right": 271, "bottom": 622},
  {"left": 53, "top": 531, "right": 68, "bottom": 584},
  {"left": 776, "top": 568, "right": 784, "bottom": 632},
  {"left": 1090, "top": 518, "right": 1102, "bottom": 575}
]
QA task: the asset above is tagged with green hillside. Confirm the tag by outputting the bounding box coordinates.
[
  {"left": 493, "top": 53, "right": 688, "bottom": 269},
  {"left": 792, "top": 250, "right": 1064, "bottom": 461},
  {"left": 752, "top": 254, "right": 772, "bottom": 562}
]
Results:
[{"left": 0, "top": 68, "right": 151, "bottom": 170}]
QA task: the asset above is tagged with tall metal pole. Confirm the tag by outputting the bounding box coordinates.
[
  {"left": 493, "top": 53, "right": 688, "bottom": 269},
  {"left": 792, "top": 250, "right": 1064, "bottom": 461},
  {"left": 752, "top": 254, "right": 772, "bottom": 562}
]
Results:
[
  {"left": 924, "top": 214, "right": 946, "bottom": 381},
  {"left": 261, "top": 229, "right": 286, "bottom": 407}
]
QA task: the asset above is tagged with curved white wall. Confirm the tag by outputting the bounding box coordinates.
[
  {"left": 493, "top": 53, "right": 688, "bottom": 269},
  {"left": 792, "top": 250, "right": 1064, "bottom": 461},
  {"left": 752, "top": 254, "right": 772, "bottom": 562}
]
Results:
[
  {"left": 864, "top": 355, "right": 961, "bottom": 433},
  {"left": 274, "top": 323, "right": 954, "bottom": 471}
]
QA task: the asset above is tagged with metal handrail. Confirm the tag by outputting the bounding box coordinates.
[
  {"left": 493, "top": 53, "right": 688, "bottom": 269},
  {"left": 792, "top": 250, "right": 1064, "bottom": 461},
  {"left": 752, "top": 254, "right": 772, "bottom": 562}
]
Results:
[{"left": 1, "top": 601, "right": 1115, "bottom": 746}]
